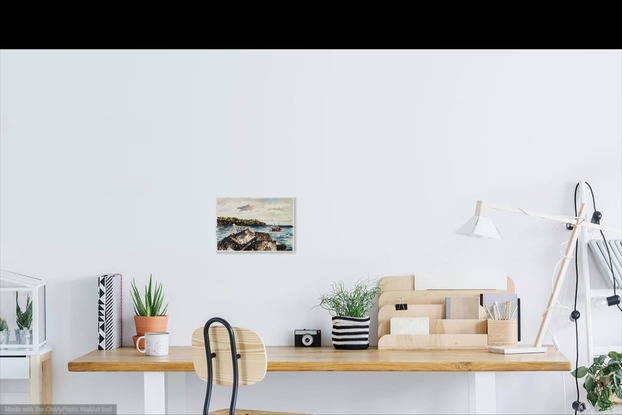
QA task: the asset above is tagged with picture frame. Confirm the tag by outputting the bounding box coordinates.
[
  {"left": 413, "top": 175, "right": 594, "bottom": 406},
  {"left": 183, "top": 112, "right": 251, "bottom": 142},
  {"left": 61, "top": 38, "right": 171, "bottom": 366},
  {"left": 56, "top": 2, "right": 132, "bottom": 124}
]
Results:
[{"left": 216, "top": 197, "right": 295, "bottom": 252}]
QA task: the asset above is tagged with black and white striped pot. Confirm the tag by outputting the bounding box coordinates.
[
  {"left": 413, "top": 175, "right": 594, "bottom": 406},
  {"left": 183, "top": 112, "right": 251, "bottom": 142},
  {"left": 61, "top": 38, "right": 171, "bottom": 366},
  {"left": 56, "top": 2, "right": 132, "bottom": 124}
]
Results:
[{"left": 331, "top": 316, "right": 370, "bottom": 350}]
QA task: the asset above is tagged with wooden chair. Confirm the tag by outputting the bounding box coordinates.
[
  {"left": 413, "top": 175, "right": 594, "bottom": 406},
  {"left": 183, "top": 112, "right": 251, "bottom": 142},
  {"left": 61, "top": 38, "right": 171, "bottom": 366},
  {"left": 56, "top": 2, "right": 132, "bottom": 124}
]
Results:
[{"left": 191, "top": 317, "right": 306, "bottom": 415}]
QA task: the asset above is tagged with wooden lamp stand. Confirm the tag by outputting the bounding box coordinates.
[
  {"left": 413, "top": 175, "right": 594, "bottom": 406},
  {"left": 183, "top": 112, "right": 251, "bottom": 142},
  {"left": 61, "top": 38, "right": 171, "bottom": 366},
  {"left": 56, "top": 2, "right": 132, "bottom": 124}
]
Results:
[{"left": 459, "top": 201, "right": 621, "bottom": 354}]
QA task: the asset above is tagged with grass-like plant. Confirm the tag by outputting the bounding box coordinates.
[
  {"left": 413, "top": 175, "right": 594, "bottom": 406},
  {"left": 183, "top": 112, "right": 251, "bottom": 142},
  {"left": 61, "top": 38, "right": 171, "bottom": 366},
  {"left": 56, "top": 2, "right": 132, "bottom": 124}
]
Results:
[
  {"left": 15, "top": 292, "right": 33, "bottom": 330},
  {"left": 571, "top": 351, "right": 622, "bottom": 411},
  {"left": 317, "top": 278, "right": 381, "bottom": 318},
  {"left": 130, "top": 274, "right": 169, "bottom": 316},
  {"left": 0, "top": 317, "right": 8, "bottom": 331}
]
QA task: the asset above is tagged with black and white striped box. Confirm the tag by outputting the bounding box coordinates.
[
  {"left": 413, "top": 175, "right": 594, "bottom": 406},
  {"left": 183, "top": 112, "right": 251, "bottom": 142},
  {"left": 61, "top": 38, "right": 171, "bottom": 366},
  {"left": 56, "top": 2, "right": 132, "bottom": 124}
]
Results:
[{"left": 97, "top": 274, "right": 123, "bottom": 350}]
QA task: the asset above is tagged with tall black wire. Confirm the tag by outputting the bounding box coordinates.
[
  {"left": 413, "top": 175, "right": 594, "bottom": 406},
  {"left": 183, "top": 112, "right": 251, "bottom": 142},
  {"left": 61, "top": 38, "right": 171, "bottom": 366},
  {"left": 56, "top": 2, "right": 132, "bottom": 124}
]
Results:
[
  {"left": 571, "top": 181, "right": 622, "bottom": 414},
  {"left": 573, "top": 238, "right": 581, "bottom": 414},
  {"left": 572, "top": 182, "right": 584, "bottom": 414}
]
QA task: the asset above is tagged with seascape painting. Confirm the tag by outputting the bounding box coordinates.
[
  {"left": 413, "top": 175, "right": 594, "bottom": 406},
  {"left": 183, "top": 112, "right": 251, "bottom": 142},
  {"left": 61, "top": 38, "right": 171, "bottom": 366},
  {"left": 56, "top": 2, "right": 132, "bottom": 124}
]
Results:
[{"left": 216, "top": 198, "right": 295, "bottom": 252}]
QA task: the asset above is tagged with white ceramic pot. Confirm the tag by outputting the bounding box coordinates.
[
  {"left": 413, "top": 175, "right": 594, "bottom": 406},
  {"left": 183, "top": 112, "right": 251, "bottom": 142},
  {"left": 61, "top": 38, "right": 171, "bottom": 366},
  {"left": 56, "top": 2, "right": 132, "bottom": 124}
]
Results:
[
  {"left": 0, "top": 330, "right": 9, "bottom": 345},
  {"left": 15, "top": 329, "right": 32, "bottom": 345}
]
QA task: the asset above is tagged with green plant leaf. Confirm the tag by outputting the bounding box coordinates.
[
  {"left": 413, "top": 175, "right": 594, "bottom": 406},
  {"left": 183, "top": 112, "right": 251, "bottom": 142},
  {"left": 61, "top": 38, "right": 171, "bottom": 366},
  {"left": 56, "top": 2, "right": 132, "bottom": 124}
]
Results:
[
  {"left": 597, "top": 394, "right": 612, "bottom": 411},
  {"left": 571, "top": 366, "right": 588, "bottom": 378},
  {"left": 145, "top": 275, "right": 153, "bottom": 316},
  {"left": 131, "top": 279, "right": 147, "bottom": 316},
  {"left": 608, "top": 351, "right": 622, "bottom": 360},
  {"left": 586, "top": 390, "right": 598, "bottom": 406}
]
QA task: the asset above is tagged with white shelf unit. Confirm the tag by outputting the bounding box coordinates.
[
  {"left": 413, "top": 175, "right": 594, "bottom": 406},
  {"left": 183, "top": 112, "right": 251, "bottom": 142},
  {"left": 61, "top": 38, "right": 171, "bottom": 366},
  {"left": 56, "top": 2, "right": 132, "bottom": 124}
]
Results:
[
  {"left": 0, "top": 270, "right": 51, "bottom": 405},
  {"left": 576, "top": 181, "right": 622, "bottom": 361}
]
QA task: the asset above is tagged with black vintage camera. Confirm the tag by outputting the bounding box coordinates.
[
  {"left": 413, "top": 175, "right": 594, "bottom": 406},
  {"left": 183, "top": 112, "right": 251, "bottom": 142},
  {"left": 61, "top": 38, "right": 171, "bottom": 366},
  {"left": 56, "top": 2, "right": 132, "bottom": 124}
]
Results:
[{"left": 294, "top": 329, "right": 321, "bottom": 347}]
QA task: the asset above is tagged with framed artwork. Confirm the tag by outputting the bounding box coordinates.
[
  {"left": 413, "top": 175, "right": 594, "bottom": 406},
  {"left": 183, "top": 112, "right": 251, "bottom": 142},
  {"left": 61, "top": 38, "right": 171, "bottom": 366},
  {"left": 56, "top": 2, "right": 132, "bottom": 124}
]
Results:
[{"left": 216, "top": 198, "right": 295, "bottom": 252}]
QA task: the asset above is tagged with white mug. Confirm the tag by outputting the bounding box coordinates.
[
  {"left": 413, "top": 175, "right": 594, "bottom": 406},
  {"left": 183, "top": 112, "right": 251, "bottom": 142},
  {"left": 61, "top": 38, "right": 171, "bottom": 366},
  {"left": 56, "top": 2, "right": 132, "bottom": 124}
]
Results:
[{"left": 136, "top": 331, "right": 169, "bottom": 356}]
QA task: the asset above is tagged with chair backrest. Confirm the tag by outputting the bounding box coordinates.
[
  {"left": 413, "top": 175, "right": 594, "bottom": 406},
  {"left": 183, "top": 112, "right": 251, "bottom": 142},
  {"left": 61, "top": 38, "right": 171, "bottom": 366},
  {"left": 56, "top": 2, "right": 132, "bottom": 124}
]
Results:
[{"left": 192, "top": 323, "right": 267, "bottom": 387}]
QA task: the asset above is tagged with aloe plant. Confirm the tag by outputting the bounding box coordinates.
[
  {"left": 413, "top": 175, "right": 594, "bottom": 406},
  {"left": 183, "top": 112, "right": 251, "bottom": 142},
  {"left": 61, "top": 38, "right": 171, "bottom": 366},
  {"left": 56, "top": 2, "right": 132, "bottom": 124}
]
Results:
[
  {"left": 15, "top": 292, "right": 33, "bottom": 330},
  {"left": 131, "top": 274, "right": 168, "bottom": 316}
]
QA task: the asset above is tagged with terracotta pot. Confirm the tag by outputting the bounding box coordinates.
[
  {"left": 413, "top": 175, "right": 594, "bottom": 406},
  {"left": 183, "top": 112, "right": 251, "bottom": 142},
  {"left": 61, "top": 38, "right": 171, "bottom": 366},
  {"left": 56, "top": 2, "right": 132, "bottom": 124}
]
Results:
[{"left": 133, "top": 315, "right": 169, "bottom": 348}]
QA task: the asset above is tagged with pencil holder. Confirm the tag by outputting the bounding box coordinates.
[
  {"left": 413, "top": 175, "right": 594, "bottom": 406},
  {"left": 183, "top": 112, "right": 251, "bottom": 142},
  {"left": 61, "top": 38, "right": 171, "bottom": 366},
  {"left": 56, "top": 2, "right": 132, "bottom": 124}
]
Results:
[{"left": 487, "top": 320, "right": 518, "bottom": 346}]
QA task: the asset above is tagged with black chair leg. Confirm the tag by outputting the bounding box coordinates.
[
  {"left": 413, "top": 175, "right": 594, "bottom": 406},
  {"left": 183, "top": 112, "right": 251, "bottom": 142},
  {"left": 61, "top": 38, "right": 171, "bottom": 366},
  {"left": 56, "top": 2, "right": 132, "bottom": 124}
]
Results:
[{"left": 202, "top": 317, "right": 240, "bottom": 415}]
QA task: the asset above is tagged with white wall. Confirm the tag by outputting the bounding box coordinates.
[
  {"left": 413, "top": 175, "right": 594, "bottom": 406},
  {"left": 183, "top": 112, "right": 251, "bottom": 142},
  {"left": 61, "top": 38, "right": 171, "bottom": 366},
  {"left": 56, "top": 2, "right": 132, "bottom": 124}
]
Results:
[{"left": 1, "top": 49, "right": 621, "bottom": 414}]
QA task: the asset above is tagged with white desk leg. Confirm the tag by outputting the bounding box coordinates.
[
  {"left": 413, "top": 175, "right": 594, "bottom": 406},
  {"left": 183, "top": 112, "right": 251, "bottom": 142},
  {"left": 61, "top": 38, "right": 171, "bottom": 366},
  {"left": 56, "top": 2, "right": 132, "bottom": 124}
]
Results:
[
  {"left": 166, "top": 372, "right": 186, "bottom": 414},
  {"left": 468, "top": 372, "right": 496, "bottom": 414},
  {"left": 144, "top": 372, "right": 166, "bottom": 415}
]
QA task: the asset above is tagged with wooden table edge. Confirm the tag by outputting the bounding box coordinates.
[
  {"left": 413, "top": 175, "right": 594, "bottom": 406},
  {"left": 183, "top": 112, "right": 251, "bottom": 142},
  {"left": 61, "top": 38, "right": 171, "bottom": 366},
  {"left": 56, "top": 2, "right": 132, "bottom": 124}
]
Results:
[
  {"left": 67, "top": 345, "right": 570, "bottom": 373},
  {"left": 266, "top": 361, "right": 572, "bottom": 372}
]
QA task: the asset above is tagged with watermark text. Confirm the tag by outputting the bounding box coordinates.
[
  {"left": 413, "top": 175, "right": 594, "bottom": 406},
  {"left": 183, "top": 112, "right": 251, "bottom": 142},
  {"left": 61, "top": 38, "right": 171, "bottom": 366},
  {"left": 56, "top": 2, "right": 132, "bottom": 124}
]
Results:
[{"left": 0, "top": 405, "right": 116, "bottom": 414}]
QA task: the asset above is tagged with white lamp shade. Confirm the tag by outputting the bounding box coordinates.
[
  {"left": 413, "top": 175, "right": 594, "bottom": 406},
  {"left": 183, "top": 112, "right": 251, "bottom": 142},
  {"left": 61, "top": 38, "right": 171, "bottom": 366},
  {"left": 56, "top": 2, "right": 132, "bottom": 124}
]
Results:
[{"left": 456, "top": 215, "right": 502, "bottom": 239}]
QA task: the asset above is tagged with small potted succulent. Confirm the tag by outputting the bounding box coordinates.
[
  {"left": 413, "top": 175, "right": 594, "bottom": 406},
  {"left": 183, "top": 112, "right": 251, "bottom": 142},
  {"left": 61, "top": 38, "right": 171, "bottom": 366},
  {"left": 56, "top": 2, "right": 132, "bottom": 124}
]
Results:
[
  {"left": 0, "top": 317, "right": 9, "bottom": 345},
  {"left": 131, "top": 274, "right": 169, "bottom": 348},
  {"left": 571, "top": 351, "right": 622, "bottom": 411},
  {"left": 317, "top": 278, "right": 381, "bottom": 349},
  {"left": 15, "top": 292, "right": 33, "bottom": 345}
]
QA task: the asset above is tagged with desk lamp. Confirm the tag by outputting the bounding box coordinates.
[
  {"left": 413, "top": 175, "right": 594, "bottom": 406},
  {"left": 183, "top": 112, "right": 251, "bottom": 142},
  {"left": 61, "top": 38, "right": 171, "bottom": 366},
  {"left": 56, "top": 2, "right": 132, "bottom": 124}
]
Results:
[{"left": 457, "top": 200, "right": 621, "bottom": 354}]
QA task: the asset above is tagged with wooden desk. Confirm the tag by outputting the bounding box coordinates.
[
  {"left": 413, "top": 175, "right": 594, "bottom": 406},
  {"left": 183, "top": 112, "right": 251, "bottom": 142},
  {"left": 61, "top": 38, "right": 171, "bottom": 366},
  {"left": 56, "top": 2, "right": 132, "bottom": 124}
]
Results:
[{"left": 69, "top": 346, "right": 570, "bottom": 414}]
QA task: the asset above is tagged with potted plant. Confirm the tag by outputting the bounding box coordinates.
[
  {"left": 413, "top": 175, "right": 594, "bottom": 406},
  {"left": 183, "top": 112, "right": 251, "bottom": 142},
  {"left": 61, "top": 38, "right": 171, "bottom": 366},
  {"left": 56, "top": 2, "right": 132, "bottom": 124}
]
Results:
[
  {"left": 317, "top": 278, "right": 381, "bottom": 349},
  {"left": 571, "top": 351, "right": 622, "bottom": 411},
  {"left": 15, "top": 292, "right": 33, "bottom": 345},
  {"left": 131, "top": 274, "right": 169, "bottom": 348},
  {"left": 0, "top": 317, "right": 9, "bottom": 345}
]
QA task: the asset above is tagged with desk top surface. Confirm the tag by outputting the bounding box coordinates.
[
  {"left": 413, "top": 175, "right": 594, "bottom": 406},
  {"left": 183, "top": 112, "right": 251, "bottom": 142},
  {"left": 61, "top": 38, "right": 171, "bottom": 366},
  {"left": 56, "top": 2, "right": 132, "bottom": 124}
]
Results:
[{"left": 68, "top": 346, "right": 570, "bottom": 373}]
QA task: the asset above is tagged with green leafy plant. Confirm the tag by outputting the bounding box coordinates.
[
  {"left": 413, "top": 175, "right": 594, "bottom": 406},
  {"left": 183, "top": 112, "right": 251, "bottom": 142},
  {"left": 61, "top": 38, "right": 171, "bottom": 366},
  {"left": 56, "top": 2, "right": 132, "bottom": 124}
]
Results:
[
  {"left": 316, "top": 278, "right": 381, "bottom": 317},
  {"left": 571, "top": 351, "right": 622, "bottom": 411},
  {"left": 15, "top": 292, "right": 33, "bottom": 330},
  {"left": 130, "top": 274, "right": 169, "bottom": 316},
  {"left": 0, "top": 317, "right": 8, "bottom": 331}
]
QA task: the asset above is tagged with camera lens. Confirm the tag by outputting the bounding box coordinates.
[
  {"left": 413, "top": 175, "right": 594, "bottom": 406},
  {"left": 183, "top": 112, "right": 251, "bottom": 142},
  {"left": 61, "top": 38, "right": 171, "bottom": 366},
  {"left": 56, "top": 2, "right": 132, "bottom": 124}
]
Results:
[{"left": 302, "top": 334, "right": 313, "bottom": 346}]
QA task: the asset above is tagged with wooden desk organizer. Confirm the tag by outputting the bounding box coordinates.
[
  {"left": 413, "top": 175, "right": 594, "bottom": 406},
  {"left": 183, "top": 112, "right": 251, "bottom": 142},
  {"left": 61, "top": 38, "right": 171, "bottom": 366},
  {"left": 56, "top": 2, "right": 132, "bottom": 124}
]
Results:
[
  {"left": 377, "top": 274, "right": 515, "bottom": 350},
  {"left": 487, "top": 320, "right": 518, "bottom": 346}
]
